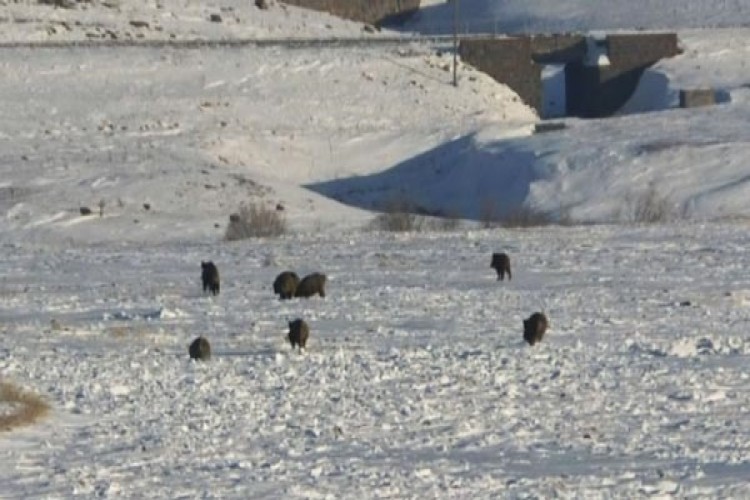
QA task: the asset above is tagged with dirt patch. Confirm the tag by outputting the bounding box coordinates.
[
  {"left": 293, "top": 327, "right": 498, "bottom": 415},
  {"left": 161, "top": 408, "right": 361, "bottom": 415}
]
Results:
[{"left": 0, "top": 381, "right": 51, "bottom": 432}]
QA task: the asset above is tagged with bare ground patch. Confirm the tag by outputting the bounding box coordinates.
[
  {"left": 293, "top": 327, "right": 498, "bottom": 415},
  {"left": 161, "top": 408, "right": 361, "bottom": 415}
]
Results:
[{"left": 0, "top": 381, "right": 50, "bottom": 432}]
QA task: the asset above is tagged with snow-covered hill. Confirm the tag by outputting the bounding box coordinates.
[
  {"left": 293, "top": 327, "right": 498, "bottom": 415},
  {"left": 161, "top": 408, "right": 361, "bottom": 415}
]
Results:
[
  {"left": 0, "top": 0, "right": 379, "bottom": 42},
  {"left": 1, "top": 2, "right": 749, "bottom": 244}
]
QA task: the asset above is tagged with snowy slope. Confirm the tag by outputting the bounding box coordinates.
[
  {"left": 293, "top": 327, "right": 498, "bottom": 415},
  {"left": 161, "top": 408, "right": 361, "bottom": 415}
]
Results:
[
  {"left": 0, "top": 0, "right": 381, "bottom": 42},
  {"left": 0, "top": 36, "right": 534, "bottom": 244}
]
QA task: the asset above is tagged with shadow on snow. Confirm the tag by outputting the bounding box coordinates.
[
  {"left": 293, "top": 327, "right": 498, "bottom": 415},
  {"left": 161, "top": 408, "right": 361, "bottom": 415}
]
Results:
[{"left": 306, "top": 132, "right": 545, "bottom": 222}]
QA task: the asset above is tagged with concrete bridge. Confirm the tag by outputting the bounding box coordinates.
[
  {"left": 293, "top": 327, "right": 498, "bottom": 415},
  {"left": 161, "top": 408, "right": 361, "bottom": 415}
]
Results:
[{"left": 459, "top": 33, "right": 682, "bottom": 118}]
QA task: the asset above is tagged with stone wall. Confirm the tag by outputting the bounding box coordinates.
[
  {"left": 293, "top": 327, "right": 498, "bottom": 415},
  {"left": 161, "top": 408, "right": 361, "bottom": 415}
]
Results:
[
  {"left": 459, "top": 35, "right": 585, "bottom": 112},
  {"left": 460, "top": 37, "right": 536, "bottom": 112},
  {"left": 460, "top": 33, "right": 681, "bottom": 118},
  {"left": 281, "top": 0, "right": 421, "bottom": 25}
]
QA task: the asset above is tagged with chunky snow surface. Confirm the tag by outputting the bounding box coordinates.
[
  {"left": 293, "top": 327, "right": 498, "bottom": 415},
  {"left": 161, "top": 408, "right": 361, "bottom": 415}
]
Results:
[
  {"left": 3, "top": 0, "right": 750, "bottom": 497},
  {"left": 3, "top": 224, "right": 750, "bottom": 497}
]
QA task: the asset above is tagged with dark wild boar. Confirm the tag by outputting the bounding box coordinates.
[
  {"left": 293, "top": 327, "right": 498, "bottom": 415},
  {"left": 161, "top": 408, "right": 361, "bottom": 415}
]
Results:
[
  {"left": 201, "top": 261, "right": 220, "bottom": 295},
  {"left": 288, "top": 318, "right": 310, "bottom": 351},
  {"left": 273, "top": 271, "right": 300, "bottom": 300},
  {"left": 189, "top": 336, "right": 212, "bottom": 360},
  {"left": 491, "top": 252, "right": 512, "bottom": 281},
  {"left": 295, "top": 272, "right": 326, "bottom": 298},
  {"left": 523, "top": 312, "right": 548, "bottom": 346}
]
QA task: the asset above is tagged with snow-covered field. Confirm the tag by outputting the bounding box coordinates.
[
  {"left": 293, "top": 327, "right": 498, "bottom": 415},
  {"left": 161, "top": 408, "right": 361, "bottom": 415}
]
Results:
[
  {"left": 3, "top": 0, "right": 750, "bottom": 497},
  {"left": 4, "top": 224, "right": 750, "bottom": 497}
]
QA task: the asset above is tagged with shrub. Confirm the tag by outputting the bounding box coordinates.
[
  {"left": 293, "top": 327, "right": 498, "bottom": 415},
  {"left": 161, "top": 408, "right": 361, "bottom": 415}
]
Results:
[
  {"left": 225, "top": 203, "right": 286, "bottom": 240},
  {"left": 620, "top": 186, "right": 678, "bottom": 224},
  {"left": 426, "top": 212, "right": 462, "bottom": 231},
  {"left": 479, "top": 197, "right": 559, "bottom": 228},
  {"left": 501, "top": 205, "right": 558, "bottom": 228},
  {"left": 632, "top": 186, "right": 673, "bottom": 223},
  {"left": 0, "top": 381, "right": 50, "bottom": 432},
  {"left": 479, "top": 198, "right": 500, "bottom": 229},
  {"left": 370, "top": 199, "right": 426, "bottom": 232},
  {"left": 366, "top": 198, "right": 472, "bottom": 232}
]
